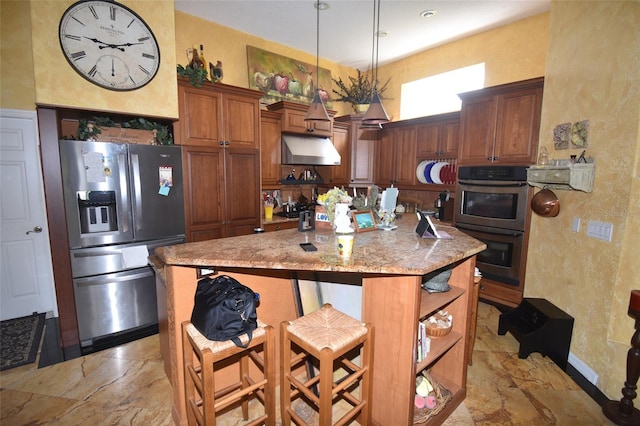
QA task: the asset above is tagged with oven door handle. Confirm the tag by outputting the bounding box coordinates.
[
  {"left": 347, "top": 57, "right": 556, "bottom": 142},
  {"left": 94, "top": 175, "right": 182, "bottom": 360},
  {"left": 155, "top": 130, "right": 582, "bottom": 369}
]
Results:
[
  {"left": 456, "top": 223, "right": 524, "bottom": 237},
  {"left": 458, "top": 180, "right": 528, "bottom": 188}
]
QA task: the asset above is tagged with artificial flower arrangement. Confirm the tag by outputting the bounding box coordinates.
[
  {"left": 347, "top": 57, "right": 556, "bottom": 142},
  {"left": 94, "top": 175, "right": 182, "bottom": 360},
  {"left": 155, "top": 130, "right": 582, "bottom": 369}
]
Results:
[
  {"left": 377, "top": 209, "right": 396, "bottom": 226},
  {"left": 316, "top": 187, "right": 352, "bottom": 224}
]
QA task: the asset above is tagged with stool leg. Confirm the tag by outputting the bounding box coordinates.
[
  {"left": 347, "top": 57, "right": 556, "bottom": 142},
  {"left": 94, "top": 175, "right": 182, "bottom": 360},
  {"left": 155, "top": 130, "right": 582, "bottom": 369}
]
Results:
[
  {"left": 182, "top": 324, "right": 197, "bottom": 426},
  {"left": 264, "top": 326, "right": 276, "bottom": 426},
  {"left": 361, "top": 325, "right": 374, "bottom": 425},
  {"left": 280, "top": 322, "right": 293, "bottom": 425},
  {"left": 240, "top": 349, "right": 250, "bottom": 420},
  {"left": 318, "top": 347, "right": 334, "bottom": 425}
]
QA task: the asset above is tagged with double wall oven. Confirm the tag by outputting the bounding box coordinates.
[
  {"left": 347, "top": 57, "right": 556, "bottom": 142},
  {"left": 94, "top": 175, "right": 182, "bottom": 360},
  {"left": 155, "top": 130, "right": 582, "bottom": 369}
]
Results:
[{"left": 454, "top": 166, "right": 533, "bottom": 307}]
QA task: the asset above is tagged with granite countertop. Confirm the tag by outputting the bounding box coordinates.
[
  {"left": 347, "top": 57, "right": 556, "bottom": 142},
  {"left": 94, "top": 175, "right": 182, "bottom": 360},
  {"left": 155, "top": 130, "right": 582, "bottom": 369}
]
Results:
[{"left": 156, "top": 217, "right": 486, "bottom": 276}]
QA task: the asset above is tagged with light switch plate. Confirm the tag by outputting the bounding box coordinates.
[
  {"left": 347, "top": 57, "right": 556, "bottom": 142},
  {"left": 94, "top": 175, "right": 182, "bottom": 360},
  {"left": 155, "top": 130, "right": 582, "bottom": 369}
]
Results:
[
  {"left": 587, "top": 220, "right": 613, "bottom": 242},
  {"left": 572, "top": 217, "right": 581, "bottom": 232}
]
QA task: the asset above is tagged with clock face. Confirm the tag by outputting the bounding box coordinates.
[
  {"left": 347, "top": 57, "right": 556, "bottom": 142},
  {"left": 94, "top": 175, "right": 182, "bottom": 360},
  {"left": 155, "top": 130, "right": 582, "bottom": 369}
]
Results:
[{"left": 59, "top": 0, "right": 160, "bottom": 91}]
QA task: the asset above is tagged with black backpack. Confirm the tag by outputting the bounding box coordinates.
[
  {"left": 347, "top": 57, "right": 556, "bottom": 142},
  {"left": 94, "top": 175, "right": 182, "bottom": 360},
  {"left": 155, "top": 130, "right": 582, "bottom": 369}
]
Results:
[{"left": 190, "top": 275, "right": 259, "bottom": 348}]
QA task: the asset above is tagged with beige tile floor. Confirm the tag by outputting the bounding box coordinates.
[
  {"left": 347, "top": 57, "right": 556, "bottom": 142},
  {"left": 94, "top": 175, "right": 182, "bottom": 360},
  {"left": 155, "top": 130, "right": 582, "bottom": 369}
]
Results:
[{"left": 0, "top": 302, "right": 614, "bottom": 425}]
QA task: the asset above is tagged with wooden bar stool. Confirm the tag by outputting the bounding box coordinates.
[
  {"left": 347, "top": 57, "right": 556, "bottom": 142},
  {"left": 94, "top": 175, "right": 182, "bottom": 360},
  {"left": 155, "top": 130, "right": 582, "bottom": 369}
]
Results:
[
  {"left": 182, "top": 320, "right": 276, "bottom": 426},
  {"left": 280, "top": 304, "right": 374, "bottom": 425}
]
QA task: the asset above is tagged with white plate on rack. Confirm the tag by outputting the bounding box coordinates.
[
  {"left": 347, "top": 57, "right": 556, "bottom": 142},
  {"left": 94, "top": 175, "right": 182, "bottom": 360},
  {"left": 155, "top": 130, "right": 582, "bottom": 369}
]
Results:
[
  {"left": 430, "top": 162, "right": 448, "bottom": 184},
  {"left": 416, "top": 160, "right": 429, "bottom": 184}
]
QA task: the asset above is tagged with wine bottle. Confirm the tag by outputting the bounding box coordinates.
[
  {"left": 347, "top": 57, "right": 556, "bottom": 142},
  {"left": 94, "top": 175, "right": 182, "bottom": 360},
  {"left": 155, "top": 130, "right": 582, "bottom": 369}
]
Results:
[{"left": 199, "top": 44, "right": 207, "bottom": 71}]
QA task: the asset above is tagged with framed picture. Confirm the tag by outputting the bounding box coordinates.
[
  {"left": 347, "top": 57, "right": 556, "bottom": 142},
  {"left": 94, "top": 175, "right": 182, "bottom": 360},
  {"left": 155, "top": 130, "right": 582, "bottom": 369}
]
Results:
[{"left": 352, "top": 210, "right": 377, "bottom": 233}]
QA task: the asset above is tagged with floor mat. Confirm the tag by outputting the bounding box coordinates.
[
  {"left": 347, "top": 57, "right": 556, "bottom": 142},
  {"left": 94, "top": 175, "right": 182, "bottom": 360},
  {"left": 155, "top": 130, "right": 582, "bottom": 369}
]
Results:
[{"left": 1, "top": 313, "right": 45, "bottom": 371}]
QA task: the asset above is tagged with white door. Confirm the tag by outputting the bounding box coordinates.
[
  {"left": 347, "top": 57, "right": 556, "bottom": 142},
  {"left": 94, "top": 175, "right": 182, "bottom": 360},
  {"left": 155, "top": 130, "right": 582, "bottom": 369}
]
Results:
[{"left": 0, "top": 109, "right": 57, "bottom": 320}]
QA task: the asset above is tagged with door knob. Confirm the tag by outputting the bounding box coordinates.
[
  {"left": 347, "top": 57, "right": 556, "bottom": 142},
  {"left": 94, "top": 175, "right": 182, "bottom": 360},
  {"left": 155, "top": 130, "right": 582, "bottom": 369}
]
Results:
[{"left": 26, "top": 226, "right": 42, "bottom": 235}]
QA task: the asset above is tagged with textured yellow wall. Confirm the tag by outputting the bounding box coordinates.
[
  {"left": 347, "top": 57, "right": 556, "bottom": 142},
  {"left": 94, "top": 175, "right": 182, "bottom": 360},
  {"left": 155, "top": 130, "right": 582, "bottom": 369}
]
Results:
[
  {"left": 175, "top": 11, "right": 355, "bottom": 117},
  {"left": 526, "top": 1, "right": 640, "bottom": 399},
  {"left": 1, "top": 0, "right": 37, "bottom": 110},
  {"left": 377, "top": 13, "right": 549, "bottom": 121},
  {"left": 29, "top": 0, "right": 178, "bottom": 118}
]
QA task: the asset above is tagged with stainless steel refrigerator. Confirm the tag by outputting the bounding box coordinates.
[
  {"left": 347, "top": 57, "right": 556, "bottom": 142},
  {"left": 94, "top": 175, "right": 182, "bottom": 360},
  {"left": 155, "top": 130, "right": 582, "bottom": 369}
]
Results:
[{"left": 59, "top": 139, "right": 185, "bottom": 348}]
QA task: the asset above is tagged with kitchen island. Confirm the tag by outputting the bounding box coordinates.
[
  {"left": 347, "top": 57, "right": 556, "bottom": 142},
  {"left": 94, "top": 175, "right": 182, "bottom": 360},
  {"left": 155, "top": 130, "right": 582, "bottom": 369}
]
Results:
[{"left": 154, "top": 217, "right": 485, "bottom": 425}]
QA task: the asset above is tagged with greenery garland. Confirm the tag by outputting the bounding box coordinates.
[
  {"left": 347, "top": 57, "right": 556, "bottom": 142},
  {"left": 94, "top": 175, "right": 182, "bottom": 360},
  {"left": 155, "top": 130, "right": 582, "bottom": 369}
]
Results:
[{"left": 75, "top": 117, "right": 173, "bottom": 145}]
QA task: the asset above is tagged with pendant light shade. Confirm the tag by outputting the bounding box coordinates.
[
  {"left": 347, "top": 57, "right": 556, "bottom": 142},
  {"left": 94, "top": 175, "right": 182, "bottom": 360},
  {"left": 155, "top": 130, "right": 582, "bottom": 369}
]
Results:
[
  {"left": 305, "top": 1, "right": 330, "bottom": 122},
  {"left": 305, "top": 92, "right": 330, "bottom": 121},
  {"left": 362, "top": 90, "right": 389, "bottom": 125},
  {"left": 362, "top": 0, "right": 389, "bottom": 126}
]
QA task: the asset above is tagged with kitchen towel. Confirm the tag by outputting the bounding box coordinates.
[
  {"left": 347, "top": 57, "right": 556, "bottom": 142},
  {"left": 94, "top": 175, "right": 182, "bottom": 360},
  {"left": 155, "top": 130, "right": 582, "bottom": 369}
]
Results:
[{"left": 121, "top": 245, "right": 150, "bottom": 269}]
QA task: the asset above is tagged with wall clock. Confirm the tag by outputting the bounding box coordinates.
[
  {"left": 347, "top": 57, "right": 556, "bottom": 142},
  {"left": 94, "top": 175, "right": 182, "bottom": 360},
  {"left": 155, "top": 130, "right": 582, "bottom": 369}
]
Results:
[{"left": 58, "top": 0, "right": 160, "bottom": 91}]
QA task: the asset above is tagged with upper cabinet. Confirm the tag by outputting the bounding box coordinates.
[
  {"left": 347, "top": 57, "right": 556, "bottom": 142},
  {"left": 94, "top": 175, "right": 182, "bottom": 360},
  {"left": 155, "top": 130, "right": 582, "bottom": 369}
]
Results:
[
  {"left": 332, "top": 115, "right": 377, "bottom": 187},
  {"left": 416, "top": 112, "right": 460, "bottom": 159},
  {"left": 266, "top": 101, "right": 334, "bottom": 137},
  {"left": 458, "top": 77, "right": 544, "bottom": 166},
  {"left": 175, "top": 79, "right": 261, "bottom": 149},
  {"left": 375, "top": 112, "right": 460, "bottom": 189},
  {"left": 175, "top": 79, "right": 263, "bottom": 241},
  {"left": 260, "top": 110, "right": 283, "bottom": 188}
]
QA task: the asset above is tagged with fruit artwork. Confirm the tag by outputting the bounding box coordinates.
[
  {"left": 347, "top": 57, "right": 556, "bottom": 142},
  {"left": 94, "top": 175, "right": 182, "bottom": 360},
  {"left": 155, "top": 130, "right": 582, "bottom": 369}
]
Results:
[
  {"left": 274, "top": 74, "right": 289, "bottom": 95},
  {"left": 247, "top": 46, "right": 333, "bottom": 105}
]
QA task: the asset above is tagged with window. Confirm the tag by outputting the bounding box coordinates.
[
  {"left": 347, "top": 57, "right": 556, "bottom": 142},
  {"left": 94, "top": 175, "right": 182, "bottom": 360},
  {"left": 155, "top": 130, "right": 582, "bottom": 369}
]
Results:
[{"left": 400, "top": 63, "right": 485, "bottom": 120}]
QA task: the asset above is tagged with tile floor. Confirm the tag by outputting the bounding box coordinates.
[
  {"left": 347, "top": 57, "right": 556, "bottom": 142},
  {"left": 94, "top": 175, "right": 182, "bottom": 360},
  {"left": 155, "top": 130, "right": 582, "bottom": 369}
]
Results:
[{"left": 0, "top": 302, "right": 615, "bottom": 425}]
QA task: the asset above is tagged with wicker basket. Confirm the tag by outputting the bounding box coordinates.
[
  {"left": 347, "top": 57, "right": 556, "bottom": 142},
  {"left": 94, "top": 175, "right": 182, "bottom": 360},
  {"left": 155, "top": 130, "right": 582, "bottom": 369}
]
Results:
[
  {"left": 413, "top": 372, "right": 452, "bottom": 423},
  {"left": 425, "top": 310, "right": 452, "bottom": 337},
  {"left": 426, "top": 323, "right": 452, "bottom": 337}
]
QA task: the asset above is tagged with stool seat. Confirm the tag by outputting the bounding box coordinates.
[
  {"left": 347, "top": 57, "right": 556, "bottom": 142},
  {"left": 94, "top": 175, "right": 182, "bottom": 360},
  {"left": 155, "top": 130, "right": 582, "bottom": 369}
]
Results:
[
  {"left": 286, "top": 306, "right": 369, "bottom": 353},
  {"left": 281, "top": 304, "right": 374, "bottom": 426},
  {"left": 184, "top": 319, "right": 268, "bottom": 354}
]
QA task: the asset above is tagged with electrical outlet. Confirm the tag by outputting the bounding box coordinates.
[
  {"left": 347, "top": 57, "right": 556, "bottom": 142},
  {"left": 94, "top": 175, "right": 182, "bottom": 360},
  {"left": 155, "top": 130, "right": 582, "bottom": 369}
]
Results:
[
  {"left": 587, "top": 220, "right": 613, "bottom": 242},
  {"left": 572, "top": 217, "right": 581, "bottom": 232}
]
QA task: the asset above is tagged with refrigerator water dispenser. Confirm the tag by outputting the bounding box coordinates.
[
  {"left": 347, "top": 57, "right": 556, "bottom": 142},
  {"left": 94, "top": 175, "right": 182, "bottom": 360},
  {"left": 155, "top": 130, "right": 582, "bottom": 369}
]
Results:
[{"left": 77, "top": 191, "right": 118, "bottom": 234}]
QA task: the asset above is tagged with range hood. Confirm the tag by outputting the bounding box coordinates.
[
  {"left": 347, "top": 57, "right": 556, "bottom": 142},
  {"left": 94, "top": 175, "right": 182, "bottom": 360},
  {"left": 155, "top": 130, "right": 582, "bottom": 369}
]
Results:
[{"left": 281, "top": 133, "right": 341, "bottom": 166}]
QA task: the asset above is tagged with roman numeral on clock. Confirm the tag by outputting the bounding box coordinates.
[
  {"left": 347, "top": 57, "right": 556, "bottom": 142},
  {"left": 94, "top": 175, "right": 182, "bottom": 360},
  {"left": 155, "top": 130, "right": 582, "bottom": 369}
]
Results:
[
  {"left": 65, "top": 34, "right": 81, "bottom": 42},
  {"left": 89, "top": 6, "right": 98, "bottom": 19},
  {"left": 110, "top": 6, "right": 116, "bottom": 21},
  {"left": 88, "top": 65, "right": 97, "bottom": 77},
  {"left": 71, "top": 51, "right": 86, "bottom": 60}
]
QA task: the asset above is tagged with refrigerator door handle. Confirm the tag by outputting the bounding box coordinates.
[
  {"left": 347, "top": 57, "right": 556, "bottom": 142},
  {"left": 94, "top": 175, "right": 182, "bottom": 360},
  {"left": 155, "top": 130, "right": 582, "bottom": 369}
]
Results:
[
  {"left": 130, "top": 153, "right": 143, "bottom": 232},
  {"left": 118, "top": 153, "right": 130, "bottom": 233}
]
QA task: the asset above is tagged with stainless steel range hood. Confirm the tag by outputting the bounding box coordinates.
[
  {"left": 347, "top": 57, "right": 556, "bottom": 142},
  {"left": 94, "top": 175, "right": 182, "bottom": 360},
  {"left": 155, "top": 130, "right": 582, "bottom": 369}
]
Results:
[{"left": 281, "top": 133, "right": 341, "bottom": 166}]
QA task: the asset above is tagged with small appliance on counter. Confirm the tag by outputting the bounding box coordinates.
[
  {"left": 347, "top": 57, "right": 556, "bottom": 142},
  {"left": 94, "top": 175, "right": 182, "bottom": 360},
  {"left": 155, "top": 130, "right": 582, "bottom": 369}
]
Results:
[{"left": 435, "top": 190, "right": 454, "bottom": 222}]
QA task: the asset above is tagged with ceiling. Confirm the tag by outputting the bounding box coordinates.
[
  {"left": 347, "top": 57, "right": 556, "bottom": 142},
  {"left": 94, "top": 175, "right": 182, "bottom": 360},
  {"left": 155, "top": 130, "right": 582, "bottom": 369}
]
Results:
[{"left": 174, "top": 0, "right": 550, "bottom": 70}]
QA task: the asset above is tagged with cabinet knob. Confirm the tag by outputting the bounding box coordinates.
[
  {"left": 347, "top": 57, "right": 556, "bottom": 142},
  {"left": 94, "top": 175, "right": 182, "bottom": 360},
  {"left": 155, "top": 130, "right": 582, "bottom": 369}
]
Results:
[
  {"left": 480, "top": 285, "right": 486, "bottom": 291},
  {"left": 225, "top": 141, "right": 230, "bottom": 146},
  {"left": 219, "top": 141, "right": 225, "bottom": 146}
]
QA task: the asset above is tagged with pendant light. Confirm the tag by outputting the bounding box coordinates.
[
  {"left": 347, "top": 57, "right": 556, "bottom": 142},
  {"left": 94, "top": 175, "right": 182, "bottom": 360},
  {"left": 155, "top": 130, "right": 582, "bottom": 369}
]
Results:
[
  {"left": 305, "top": 1, "right": 330, "bottom": 122},
  {"left": 362, "top": 0, "right": 390, "bottom": 126}
]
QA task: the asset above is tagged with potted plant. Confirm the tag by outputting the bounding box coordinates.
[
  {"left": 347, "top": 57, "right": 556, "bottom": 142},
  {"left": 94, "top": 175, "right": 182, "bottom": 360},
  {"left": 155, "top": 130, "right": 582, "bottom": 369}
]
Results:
[{"left": 332, "top": 69, "right": 390, "bottom": 114}]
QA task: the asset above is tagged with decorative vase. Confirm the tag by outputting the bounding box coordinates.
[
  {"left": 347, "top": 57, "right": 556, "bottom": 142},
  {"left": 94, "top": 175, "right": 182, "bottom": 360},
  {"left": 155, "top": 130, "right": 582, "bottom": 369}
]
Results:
[
  {"left": 333, "top": 203, "right": 354, "bottom": 233},
  {"left": 353, "top": 104, "right": 369, "bottom": 114}
]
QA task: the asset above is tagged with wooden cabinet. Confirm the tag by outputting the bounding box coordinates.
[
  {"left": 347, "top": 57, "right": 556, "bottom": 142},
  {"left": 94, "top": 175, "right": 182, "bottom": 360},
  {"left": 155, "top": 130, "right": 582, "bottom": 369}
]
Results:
[
  {"left": 374, "top": 123, "right": 418, "bottom": 187},
  {"left": 262, "top": 220, "right": 298, "bottom": 232},
  {"left": 458, "top": 77, "right": 544, "bottom": 166},
  {"left": 260, "top": 110, "right": 283, "bottom": 187},
  {"left": 416, "top": 112, "right": 460, "bottom": 159},
  {"left": 266, "top": 101, "right": 334, "bottom": 137},
  {"left": 176, "top": 79, "right": 263, "bottom": 241},
  {"left": 323, "top": 121, "right": 350, "bottom": 185},
  {"left": 375, "top": 112, "right": 461, "bottom": 189},
  {"left": 334, "top": 115, "right": 377, "bottom": 186}
]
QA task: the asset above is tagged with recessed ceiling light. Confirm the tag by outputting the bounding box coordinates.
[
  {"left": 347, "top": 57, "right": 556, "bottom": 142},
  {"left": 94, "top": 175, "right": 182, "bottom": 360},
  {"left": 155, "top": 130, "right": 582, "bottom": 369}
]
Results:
[
  {"left": 376, "top": 30, "right": 389, "bottom": 38},
  {"left": 420, "top": 9, "right": 437, "bottom": 18},
  {"left": 314, "top": 2, "right": 330, "bottom": 11}
]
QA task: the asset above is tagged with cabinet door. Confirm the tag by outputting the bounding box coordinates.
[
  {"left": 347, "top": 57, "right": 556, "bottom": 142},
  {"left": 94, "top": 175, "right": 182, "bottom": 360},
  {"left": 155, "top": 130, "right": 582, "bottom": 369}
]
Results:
[
  {"left": 260, "top": 112, "right": 282, "bottom": 187},
  {"left": 440, "top": 119, "right": 460, "bottom": 158},
  {"left": 459, "top": 95, "right": 498, "bottom": 165},
  {"left": 177, "top": 85, "right": 223, "bottom": 146},
  {"left": 283, "top": 109, "right": 332, "bottom": 137},
  {"left": 224, "top": 93, "right": 260, "bottom": 149},
  {"left": 224, "top": 150, "right": 260, "bottom": 236},
  {"left": 494, "top": 88, "right": 542, "bottom": 164},
  {"left": 394, "top": 126, "right": 418, "bottom": 185},
  {"left": 182, "top": 146, "right": 226, "bottom": 242},
  {"left": 376, "top": 129, "right": 396, "bottom": 186},
  {"left": 350, "top": 126, "right": 376, "bottom": 185},
  {"left": 327, "top": 124, "right": 349, "bottom": 185},
  {"left": 416, "top": 122, "right": 440, "bottom": 157}
]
